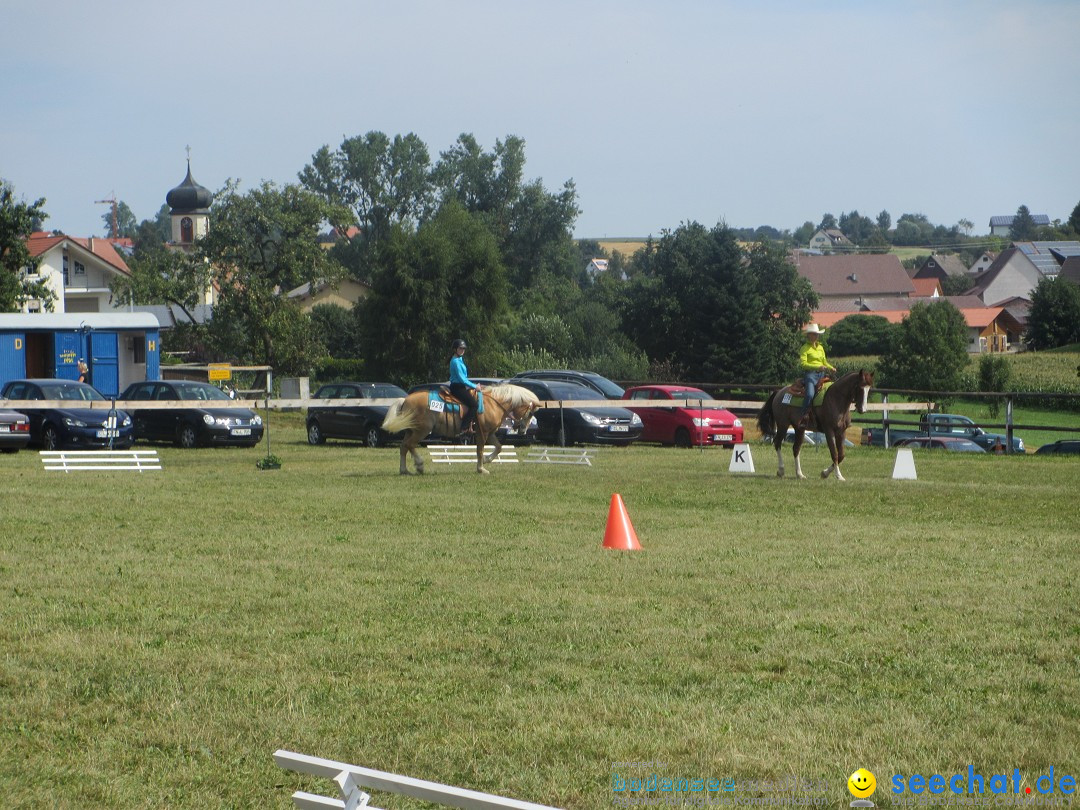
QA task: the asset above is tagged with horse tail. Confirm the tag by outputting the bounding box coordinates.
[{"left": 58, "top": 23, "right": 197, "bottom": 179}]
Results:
[
  {"left": 381, "top": 395, "right": 423, "bottom": 434},
  {"left": 757, "top": 389, "right": 778, "bottom": 438}
]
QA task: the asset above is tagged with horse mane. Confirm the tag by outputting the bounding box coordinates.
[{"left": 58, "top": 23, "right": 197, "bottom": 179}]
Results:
[{"left": 487, "top": 384, "right": 540, "bottom": 410}]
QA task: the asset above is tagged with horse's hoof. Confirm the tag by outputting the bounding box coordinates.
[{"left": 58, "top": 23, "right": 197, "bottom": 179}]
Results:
[
  {"left": 478, "top": 467, "right": 490, "bottom": 475},
  {"left": 796, "top": 473, "right": 807, "bottom": 480},
  {"left": 821, "top": 469, "right": 830, "bottom": 479},
  {"left": 776, "top": 471, "right": 784, "bottom": 478},
  {"left": 399, "top": 470, "right": 411, "bottom": 476}
]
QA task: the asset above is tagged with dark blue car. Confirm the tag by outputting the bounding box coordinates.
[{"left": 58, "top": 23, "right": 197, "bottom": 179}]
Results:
[{"left": 0, "top": 379, "right": 134, "bottom": 450}]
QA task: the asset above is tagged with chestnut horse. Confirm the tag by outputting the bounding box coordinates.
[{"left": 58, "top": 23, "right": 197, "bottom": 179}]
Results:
[
  {"left": 757, "top": 369, "right": 874, "bottom": 481},
  {"left": 381, "top": 384, "right": 540, "bottom": 475}
]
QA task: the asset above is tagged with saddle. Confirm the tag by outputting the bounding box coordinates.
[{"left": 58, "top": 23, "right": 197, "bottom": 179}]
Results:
[{"left": 788, "top": 374, "right": 833, "bottom": 397}]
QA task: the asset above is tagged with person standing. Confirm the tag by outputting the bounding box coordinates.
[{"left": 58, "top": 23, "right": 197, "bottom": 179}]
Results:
[
  {"left": 796, "top": 324, "right": 836, "bottom": 427},
  {"left": 77, "top": 358, "right": 89, "bottom": 384},
  {"left": 448, "top": 338, "right": 482, "bottom": 434}
]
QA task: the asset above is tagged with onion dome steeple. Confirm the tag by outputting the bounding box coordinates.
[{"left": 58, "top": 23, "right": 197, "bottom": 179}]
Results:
[{"left": 166, "top": 158, "right": 213, "bottom": 214}]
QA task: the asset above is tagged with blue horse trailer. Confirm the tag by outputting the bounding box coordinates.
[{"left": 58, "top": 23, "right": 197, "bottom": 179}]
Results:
[{"left": 0, "top": 313, "right": 161, "bottom": 397}]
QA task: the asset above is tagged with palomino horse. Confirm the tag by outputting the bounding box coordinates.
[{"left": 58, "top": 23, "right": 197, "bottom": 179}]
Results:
[
  {"left": 757, "top": 369, "right": 874, "bottom": 481},
  {"left": 381, "top": 384, "right": 541, "bottom": 475}
]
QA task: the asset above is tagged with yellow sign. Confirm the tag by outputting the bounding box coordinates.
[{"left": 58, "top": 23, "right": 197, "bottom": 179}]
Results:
[{"left": 207, "top": 363, "right": 232, "bottom": 381}]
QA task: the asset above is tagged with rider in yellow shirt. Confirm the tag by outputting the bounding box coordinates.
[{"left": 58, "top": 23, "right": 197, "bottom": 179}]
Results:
[{"left": 797, "top": 323, "right": 837, "bottom": 427}]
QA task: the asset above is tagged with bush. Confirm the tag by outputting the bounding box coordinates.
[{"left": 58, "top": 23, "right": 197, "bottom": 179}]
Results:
[
  {"left": 827, "top": 315, "right": 897, "bottom": 356},
  {"left": 311, "top": 357, "right": 366, "bottom": 384},
  {"left": 977, "top": 354, "right": 1012, "bottom": 417}
]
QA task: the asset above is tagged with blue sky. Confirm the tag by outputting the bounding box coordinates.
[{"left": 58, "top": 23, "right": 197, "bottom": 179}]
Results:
[{"left": 2, "top": 0, "right": 1078, "bottom": 240}]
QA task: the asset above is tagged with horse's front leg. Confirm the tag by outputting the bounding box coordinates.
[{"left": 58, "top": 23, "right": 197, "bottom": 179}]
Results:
[
  {"left": 484, "top": 436, "right": 503, "bottom": 465},
  {"left": 793, "top": 430, "right": 807, "bottom": 480},
  {"left": 476, "top": 430, "right": 491, "bottom": 474},
  {"left": 773, "top": 435, "right": 785, "bottom": 478},
  {"left": 821, "top": 431, "right": 842, "bottom": 480}
]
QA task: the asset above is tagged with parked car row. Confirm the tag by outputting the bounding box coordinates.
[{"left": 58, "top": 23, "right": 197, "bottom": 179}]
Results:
[
  {"left": 0, "top": 378, "right": 263, "bottom": 451},
  {"left": 4, "top": 374, "right": 1078, "bottom": 456}
]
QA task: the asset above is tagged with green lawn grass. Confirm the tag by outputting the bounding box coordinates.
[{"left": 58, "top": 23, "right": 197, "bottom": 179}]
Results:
[{"left": 2, "top": 418, "right": 1078, "bottom": 808}]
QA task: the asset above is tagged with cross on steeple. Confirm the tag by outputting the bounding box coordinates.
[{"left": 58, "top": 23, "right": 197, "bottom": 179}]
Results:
[{"left": 185, "top": 144, "right": 191, "bottom": 166}]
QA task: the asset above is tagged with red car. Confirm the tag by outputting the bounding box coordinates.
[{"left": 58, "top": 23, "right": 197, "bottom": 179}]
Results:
[{"left": 623, "top": 385, "right": 744, "bottom": 447}]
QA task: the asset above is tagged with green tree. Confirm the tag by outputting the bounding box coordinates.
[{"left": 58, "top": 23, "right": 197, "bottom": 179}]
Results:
[
  {"left": 977, "top": 353, "right": 1012, "bottom": 418},
  {"left": 101, "top": 200, "right": 138, "bottom": 238},
  {"left": 877, "top": 210, "right": 891, "bottom": 234},
  {"left": 356, "top": 201, "right": 509, "bottom": 384},
  {"left": 1026, "top": 277, "right": 1080, "bottom": 349},
  {"left": 838, "top": 210, "right": 875, "bottom": 244},
  {"left": 309, "top": 303, "right": 359, "bottom": 359},
  {"left": 0, "top": 179, "right": 55, "bottom": 312},
  {"left": 625, "top": 222, "right": 814, "bottom": 383},
  {"left": 826, "top": 314, "right": 897, "bottom": 356},
  {"left": 432, "top": 133, "right": 525, "bottom": 224},
  {"left": 1010, "top": 204, "right": 1037, "bottom": 241},
  {"left": 818, "top": 213, "right": 837, "bottom": 231},
  {"left": 109, "top": 239, "right": 212, "bottom": 324},
  {"left": 1067, "top": 200, "right": 1080, "bottom": 236},
  {"left": 878, "top": 300, "right": 970, "bottom": 395},
  {"left": 941, "top": 273, "right": 973, "bottom": 296},
  {"left": 198, "top": 180, "right": 347, "bottom": 374},
  {"left": 299, "top": 131, "right": 432, "bottom": 245},
  {"left": 792, "top": 221, "right": 815, "bottom": 245}
]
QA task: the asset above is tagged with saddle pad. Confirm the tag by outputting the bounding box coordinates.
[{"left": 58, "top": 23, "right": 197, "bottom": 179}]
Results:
[
  {"left": 428, "top": 390, "right": 460, "bottom": 413},
  {"left": 781, "top": 380, "right": 831, "bottom": 408}
]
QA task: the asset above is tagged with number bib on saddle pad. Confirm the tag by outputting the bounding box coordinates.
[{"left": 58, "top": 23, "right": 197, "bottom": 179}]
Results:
[
  {"left": 780, "top": 379, "right": 831, "bottom": 408},
  {"left": 428, "top": 389, "right": 484, "bottom": 413}
]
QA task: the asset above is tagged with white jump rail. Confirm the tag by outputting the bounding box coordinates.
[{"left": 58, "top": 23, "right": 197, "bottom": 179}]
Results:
[
  {"left": 524, "top": 446, "right": 596, "bottom": 466},
  {"left": 274, "top": 749, "right": 563, "bottom": 810},
  {"left": 428, "top": 445, "right": 518, "bottom": 464},
  {"left": 40, "top": 449, "right": 161, "bottom": 472}
]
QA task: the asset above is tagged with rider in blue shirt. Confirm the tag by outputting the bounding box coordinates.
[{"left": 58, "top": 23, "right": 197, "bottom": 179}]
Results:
[{"left": 449, "top": 338, "right": 482, "bottom": 434}]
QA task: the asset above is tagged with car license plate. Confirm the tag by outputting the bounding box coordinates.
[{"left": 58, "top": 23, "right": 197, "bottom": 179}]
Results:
[
  {"left": 717, "top": 434, "right": 732, "bottom": 441},
  {"left": 96, "top": 429, "right": 119, "bottom": 438},
  {"left": 231, "top": 428, "right": 252, "bottom": 436},
  {"left": 0, "top": 425, "right": 9, "bottom": 433},
  {"left": 609, "top": 425, "right": 628, "bottom": 432}
]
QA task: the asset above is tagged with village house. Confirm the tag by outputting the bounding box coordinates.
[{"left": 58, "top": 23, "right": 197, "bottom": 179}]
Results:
[{"left": 19, "top": 232, "right": 132, "bottom": 314}]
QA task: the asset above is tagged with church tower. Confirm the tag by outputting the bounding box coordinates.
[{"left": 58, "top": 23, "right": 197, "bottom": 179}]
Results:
[{"left": 166, "top": 152, "right": 213, "bottom": 249}]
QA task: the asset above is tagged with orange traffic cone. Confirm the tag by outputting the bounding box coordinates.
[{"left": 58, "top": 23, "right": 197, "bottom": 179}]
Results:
[{"left": 602, "top": 493, "right": 642, "bottom": 550}]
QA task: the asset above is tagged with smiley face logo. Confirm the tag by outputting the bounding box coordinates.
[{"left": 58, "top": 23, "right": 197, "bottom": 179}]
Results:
[{"left": 848, "top": 769, "right": 876, "bottom": 798}]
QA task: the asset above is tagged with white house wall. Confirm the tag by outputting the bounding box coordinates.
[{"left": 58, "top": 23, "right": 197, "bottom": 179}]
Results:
[{"left": 980, "top": 255, "right": 1043, "bottom": 306}]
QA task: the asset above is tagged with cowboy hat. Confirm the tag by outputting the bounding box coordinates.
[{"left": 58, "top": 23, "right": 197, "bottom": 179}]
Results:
[{"left": 803, "top": 323, "right": 825, "bottom": 335}]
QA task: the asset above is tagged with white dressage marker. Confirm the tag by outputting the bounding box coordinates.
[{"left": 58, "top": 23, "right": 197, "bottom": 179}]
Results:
[
  {"left": 892, "top": 448, "right": 917, "bottom": 480},
  {"left": 728, "top": 443, "right": 755, "bottom": 473}
]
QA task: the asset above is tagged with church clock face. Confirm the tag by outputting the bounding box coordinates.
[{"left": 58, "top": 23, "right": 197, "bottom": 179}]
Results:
[{"left": 181, "top": 217, "right": 193, "bottom": 243}]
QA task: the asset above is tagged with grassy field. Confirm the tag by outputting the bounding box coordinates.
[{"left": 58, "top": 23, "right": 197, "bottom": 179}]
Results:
[{"left": 2, "top": 416, "right": 1079, "bottom": 808}]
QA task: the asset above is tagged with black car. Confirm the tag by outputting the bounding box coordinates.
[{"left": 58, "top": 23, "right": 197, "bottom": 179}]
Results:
[
  {"left": 512, "top": 379, "right": 642, "bottom": 446},
  {"left": 307, "top": 382, "right": 407, "bottom": 447},
  {"left": 407, "top": 380, "right": 538, "bottom": 446},
  {"left": 0, "top": 407, "right": 31, "bottom": 453},
  {"left": 511, "top": 369, "right": 625, "bottom": 399},
  {"left": 1035, "top": 439, "right": 1080, "bottom": 455},
  {"left": 0, "top": 379, "right": 134, "bottom": 450},
  {"left": 118, "top": 379, "right": 264, "bottom": 448}
]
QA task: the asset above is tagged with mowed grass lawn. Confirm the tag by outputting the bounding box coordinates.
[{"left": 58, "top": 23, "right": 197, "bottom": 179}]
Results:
[{"left": 2, "top": 415, "right": 1078, "bottom": 808}]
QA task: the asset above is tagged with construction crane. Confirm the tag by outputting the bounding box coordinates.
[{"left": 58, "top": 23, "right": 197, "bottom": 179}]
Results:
[{"left": 95, "top": 194, "right": 119, "bottom": 237}]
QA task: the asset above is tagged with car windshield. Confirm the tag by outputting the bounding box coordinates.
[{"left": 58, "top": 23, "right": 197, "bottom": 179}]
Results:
[
  {"left": 41, "top": 383, "right": 103, "bottom": 401},
  {"left": 545, "top": 383, "right": 603, "bottom": 401},
  {"left": 584, "top": 375, "right": 624, "bottom": 397},
  {"left": 173, "top": 383, "right": 230, "bottom": 401},
  {"left": 375, "top": 385, "right": 407, "bottom": 398},
  {"left": 668, "top": 389, "right": 709, "bottom": 402}
]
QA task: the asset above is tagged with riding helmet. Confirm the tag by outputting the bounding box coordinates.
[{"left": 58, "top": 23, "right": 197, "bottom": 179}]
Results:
[{"left": 451, "top": 338, "right": 467, "bottom": 350}]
